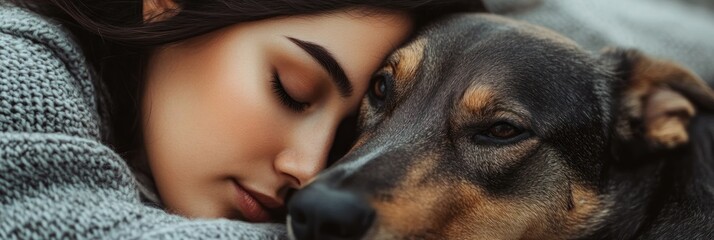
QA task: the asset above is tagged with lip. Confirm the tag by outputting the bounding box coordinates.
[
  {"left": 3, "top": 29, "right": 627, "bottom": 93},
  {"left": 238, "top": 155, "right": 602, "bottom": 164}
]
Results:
[
  {"left": 242, "top": 186, "right": 285, "bottom": 209},
  {"left": 232, "top": 180, "right": 272, "bottom": 222}
]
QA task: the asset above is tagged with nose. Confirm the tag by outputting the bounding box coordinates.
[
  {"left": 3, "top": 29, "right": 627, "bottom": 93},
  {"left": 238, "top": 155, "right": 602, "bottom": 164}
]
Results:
[
  {"left": 275, "top": 121, "right": 338, "bottom": 187},
  {"left": 288, "top": 183, "right": 375, "bottom": 240}
]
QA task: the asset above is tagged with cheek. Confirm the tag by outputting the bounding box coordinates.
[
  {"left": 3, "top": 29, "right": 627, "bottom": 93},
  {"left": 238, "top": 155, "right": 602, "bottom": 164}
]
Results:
[
  {"left": 143, "top": 70, "right": 291, "bottom": 171},
  {"left": 141, "top": 45, "right": 295, "bottom": 195},
  {"left": 143, "top": 39, "right": 281, "bottom": 165}
]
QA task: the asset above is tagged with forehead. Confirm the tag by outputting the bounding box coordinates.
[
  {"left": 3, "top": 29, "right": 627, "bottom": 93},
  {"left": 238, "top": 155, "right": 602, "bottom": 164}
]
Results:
[
  {"left": 400, "top": 14, "right": 610, "bottom": 132},
  {"left": 240, "top": 9, "right": 415, "bottom": 93},
  {"left": 421, "top": 14, "right": 586, "bottom": 79}
]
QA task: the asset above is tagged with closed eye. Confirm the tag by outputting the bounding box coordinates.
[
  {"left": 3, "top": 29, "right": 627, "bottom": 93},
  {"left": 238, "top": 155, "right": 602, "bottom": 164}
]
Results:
[{"left": 271, "top": 70, "right": 309, "bottom": 112}]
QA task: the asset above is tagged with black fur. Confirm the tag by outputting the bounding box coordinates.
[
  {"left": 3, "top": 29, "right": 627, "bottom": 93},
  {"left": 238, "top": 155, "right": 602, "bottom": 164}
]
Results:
[{"left": 290, "top": 13, "right": 714, "bottom": 240}]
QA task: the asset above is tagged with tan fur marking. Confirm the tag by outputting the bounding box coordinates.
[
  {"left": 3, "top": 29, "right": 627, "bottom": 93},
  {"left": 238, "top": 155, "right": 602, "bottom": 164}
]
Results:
[
  {"left": 370, "top": 172, "right": 605, "bottom": 239},
  {"left": 564, "top": 184, "right": 606, "bottom": 235},
  {"left": 370, "top": 191, "right": 444, "bottom": 239},
  {"left": 440, "top": 182, "right": 603, "bottom": 240},
  {"left": 390, "top": 38, "right": 427, "bottom": 86},
  {"left": 441, "top": 183, "right": 547, "bottom": 240},
  {"left": 613, "top": 49, "right": 709, "bottom": 148},
  {"left": 370, "top": 155, "right": 441, "bottom": 238},
  {"left": 644, "top": 88, "right": 695, "bottom": 148},
  {"left": 462, "top": 86, "right": 497, "bottom": 115}
]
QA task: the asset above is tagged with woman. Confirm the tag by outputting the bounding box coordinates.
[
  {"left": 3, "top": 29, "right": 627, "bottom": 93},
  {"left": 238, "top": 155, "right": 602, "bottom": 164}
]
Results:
[{"left": 0, "top": 0, "right": 483, "bottom": 238}]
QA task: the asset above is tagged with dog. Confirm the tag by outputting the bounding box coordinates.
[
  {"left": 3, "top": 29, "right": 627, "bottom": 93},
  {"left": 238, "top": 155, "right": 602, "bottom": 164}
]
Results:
[{"left": 287, "top": 13, "right": 714, "bottom": 240}]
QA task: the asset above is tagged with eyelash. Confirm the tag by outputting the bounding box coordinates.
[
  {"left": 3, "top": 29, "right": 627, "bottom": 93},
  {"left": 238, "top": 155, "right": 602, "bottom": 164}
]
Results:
[{"left": 271, "top": 71, "right": 309, "bottom": 112}]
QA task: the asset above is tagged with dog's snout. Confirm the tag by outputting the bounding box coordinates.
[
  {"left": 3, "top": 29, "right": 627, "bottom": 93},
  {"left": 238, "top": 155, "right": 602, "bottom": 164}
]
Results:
[{"left": 288, "top": 183, "right": 374, "bottom": 240}]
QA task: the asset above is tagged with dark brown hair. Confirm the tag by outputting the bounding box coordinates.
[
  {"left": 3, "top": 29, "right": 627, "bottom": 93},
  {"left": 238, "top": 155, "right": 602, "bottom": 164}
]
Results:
[{"left": 9, "top": 0, "right": 485, "bottom": 164}]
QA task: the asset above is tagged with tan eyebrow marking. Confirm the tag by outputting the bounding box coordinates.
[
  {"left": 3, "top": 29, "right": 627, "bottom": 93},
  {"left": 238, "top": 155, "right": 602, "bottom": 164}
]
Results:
[
  {"left": 390, "top": 38, "right": 427, "bottom": 85},
  {"left": 462, "top": 85, "right": 497, "bottom": 114}
]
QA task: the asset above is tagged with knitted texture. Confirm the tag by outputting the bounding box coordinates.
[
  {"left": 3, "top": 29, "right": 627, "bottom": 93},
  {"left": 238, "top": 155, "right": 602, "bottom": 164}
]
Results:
[
  {"left": 0, "top": 5, "right": 287, "bottom": 240},
  {"left": 0, "top": 6, "right": 100, "bottom": 140}
]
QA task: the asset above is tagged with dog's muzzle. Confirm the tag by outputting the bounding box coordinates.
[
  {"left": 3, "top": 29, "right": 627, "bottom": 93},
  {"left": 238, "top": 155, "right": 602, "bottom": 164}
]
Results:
[{"left": 288, "top": 183, "right": 375, "bottom": 240}]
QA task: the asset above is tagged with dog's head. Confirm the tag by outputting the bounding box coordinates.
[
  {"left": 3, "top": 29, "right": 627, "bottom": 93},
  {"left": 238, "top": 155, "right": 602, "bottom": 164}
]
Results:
[{"left": 288, "top": 14, "right": 714, "bottom": 240}]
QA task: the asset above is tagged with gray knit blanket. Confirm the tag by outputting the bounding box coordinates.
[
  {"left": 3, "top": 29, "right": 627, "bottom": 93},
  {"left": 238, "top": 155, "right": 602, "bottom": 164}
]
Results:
[
  {"left": 0, "top": 4, "right": 286, "bottom": 240},
  {"left": 2, "top": 1, "right": 713, "bottom": 239}
]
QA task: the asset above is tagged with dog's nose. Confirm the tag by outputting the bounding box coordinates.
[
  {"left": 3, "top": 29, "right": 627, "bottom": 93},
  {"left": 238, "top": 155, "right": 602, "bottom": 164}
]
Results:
[{"left": 288, "top": 183, "right": 375, "bottom": 240}]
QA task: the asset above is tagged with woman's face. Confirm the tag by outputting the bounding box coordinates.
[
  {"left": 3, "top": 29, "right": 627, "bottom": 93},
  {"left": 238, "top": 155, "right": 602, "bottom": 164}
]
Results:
[{"left": 142, "top": 9, "right": 412, "bottom": 221}]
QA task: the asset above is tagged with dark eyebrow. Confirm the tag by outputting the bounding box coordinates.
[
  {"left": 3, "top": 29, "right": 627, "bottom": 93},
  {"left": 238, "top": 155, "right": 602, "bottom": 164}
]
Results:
[{"left": 287, "top": 37, "right": 353, "bottom": 98}]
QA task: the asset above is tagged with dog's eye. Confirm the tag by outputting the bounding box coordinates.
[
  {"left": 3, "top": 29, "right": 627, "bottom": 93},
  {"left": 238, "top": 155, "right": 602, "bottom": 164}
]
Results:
[
  {"left": 368, "top": 72, "right": 392, "bottom": 109},
  {"left": 488, "top": 123, "right": 519, "bottom": 139},
  {"left": 373, "top": 75, "right": 387, "bottom": 100},
  {"left": 473, "top": 122, "right": 529, "bottom": 144}
]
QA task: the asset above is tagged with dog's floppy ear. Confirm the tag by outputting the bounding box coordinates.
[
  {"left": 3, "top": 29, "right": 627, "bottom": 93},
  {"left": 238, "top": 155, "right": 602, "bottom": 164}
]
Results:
[{"left": 602, "top": 47, "right": 714, "bottom": 152}]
